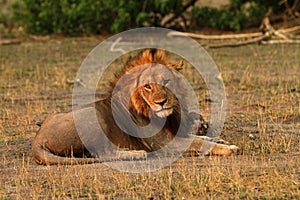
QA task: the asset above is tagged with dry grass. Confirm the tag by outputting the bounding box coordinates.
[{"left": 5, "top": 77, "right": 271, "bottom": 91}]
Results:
[{"left": 0, "top": 37, "right": 299, "bottom": 199}]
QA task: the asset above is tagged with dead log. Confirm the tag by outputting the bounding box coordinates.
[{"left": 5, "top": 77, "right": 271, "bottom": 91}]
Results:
[
  {"left": 208, "top": 35, "right": 270, "bottom": 48},
  {"left": 168, "top": 14, "right": 300, "bottom": 48},
  {"left": 167, "top": 31, "right": 263, "bottom": 40},
  {"left": 0, "top": 39, "right": 22, "bottom": 45}
]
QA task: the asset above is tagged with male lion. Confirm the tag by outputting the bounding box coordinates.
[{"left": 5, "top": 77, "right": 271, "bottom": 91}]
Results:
[{"left": 32, "top": 48, "right": 238, "bottom": 165}]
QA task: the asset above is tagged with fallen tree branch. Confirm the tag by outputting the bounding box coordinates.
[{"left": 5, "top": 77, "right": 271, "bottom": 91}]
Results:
[
  {"left": 168, "top": 13, "right": 300, "bottom": 48},
  {"left": 208, "top": 34, "right": 270, "bottom": 48},
  {"left": 0, "top": 39, "right": 22, "bottom": 45},
  {"left": 261, "top": 39, "right": 300, "bottom": 44},
  {"left": 168, "top": 25, "right": 300, "bottom": 40},
  {"left": 278, "top": 25, "right": 300, "bottom": 33},
  {"left": 167, "top": 31, "right": 263, "bottom": 39}
]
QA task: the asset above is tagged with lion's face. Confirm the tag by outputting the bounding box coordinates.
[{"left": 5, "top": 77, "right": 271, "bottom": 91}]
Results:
[
  {"left": 139, "top": 82, "right": 175, "bottom": 118},
  {"left": 128, "top": 64, "right": 180, "bottom": 119}
]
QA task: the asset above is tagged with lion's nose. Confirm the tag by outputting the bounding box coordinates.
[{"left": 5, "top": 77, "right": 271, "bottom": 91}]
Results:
[{"left": 154, "top": 98, "right": 167, "bottom": 106}]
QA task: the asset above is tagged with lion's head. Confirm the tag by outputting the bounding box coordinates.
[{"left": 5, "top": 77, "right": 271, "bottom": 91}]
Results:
[{"left": 112, "top": 49, "right": 188, "bottom": 123}]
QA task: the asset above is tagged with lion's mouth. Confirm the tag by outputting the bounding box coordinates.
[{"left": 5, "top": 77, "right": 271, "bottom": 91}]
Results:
[{"left": 154, "top": 107, "right": 173, "bottom": 118}]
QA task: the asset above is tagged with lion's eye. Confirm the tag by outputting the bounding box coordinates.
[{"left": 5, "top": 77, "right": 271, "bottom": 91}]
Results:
[
  {"left": 162, "top": 79, "right": 169, "bottom": 86},
  {"left": 144, "top": 84, "right": 152, "bottom": 91}
]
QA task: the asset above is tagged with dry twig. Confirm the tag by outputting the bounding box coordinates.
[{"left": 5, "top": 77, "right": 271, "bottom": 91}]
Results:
[
  {"left": 168, "top": 9, "right": 300, "bottom": 48},
  {"left": 0, "top": 39, "right": 22, "bottom": 45}
]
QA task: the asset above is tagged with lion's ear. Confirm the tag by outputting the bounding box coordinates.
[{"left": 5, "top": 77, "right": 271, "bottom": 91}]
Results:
[{"left": 174, "top": 60, "right": 184, "bottom": 71}]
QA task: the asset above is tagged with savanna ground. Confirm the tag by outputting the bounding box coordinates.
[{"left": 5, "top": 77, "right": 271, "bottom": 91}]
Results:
[{"left": 0, "top": 36, "right": 299, "bottom": 199}]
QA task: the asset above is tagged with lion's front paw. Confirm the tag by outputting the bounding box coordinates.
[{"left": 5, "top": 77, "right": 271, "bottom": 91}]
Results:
[
  {"left": 229, "top": 145, "right": 239, "bottom": 154},
  {"left": 207, "top": 143, "right": 239, "bottom": 156}
]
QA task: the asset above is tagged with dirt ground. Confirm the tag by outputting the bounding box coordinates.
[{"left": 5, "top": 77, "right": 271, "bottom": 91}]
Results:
[{"left": 0, "top": 36, "right": 299, "bottom": 199}]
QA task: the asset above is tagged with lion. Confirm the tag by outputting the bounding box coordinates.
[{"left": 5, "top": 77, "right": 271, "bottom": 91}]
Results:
[{"left": 32, "top": 48, "right": 238, "bottom": 165}]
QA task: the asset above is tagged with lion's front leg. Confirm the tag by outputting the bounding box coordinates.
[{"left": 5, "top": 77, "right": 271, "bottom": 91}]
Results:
[
  {"left": 116, "top": 150, "right": 148, "bottom": 160},
  {"left": 185, "top": 136, "right": 239, "bottom": 156},
  {"left": 96, "top": 149, "right": 148, "bottom": 162}
]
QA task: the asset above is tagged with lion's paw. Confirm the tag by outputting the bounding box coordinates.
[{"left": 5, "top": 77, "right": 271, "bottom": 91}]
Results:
[{"left": 229, "top": 145, "right": 239, "bottom": 154}]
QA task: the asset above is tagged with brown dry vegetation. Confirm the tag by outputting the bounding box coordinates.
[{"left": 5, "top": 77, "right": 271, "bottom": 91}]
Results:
[{"left": 0, "top": 37, "right": 299, "bottom": 199}]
